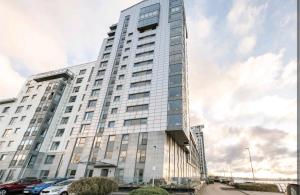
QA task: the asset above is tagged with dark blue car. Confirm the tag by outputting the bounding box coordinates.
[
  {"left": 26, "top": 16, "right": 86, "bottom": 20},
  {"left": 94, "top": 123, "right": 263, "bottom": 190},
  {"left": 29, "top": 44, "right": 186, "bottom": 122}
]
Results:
[{"left": 23, "top": 178, "right": 67, "bottom": 195}]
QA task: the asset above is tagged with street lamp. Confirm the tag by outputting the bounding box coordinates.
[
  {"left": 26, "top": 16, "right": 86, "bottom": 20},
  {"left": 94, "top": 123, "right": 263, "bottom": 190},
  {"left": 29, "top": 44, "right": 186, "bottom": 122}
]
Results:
[{"left": 245, "top": 147, "right": 255, "bottom": 183}]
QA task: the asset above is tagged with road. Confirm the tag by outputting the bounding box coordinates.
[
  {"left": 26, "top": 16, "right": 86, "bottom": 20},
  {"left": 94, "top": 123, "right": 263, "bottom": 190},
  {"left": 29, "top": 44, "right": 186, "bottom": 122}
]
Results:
[{"left": 200, "top": 183, "right": 284, "bottom": 195}]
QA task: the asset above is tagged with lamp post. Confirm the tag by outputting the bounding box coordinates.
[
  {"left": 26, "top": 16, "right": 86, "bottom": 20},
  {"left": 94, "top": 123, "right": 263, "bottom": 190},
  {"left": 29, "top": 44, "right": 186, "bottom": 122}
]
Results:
[
  {"left": 245, "top": 147, "right": 255, "bottom": 183},
  {"left": 152, "top": 145, "right": 157, "bottom": 187}
]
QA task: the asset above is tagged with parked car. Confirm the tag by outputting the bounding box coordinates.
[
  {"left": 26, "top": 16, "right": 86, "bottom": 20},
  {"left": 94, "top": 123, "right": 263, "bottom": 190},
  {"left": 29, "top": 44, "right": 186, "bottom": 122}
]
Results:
[
  {"left": 0, "top": 177, "right": 42, "bottom": 195},
  {"left": 23, "top": 178, "right": 67, "bottom": 195},
  {"left": 40, "top": 179, "right": 76, "bottom": 195},
  {"left": 206, "top": 178, "right": 214, "bottom": 184}
]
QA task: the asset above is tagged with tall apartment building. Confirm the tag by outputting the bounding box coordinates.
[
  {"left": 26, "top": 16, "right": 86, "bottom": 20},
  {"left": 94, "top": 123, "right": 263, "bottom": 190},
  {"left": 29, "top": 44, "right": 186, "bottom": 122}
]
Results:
[
  {"left": 191, "top": 125, "right": 207, "bottom": 179},
  {"left": 0, "top": 0, "right": 201, "bottom": 183}
]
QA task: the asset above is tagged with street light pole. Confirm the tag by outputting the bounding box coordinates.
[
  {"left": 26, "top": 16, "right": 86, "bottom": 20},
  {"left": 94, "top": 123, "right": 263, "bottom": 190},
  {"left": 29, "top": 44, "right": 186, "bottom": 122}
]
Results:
[{"left": 245, "top": 147, "right": 255, "bottom": 183}]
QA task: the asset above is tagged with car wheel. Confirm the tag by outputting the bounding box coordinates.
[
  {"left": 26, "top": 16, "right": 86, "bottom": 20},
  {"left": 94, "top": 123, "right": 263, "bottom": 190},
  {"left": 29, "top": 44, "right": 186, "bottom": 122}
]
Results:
[
  {"left": 0, "top": 189, "right": 7, "bottom": 195},
  {"left": 60, "top": 192, "right": 68, "bottom": 195}
]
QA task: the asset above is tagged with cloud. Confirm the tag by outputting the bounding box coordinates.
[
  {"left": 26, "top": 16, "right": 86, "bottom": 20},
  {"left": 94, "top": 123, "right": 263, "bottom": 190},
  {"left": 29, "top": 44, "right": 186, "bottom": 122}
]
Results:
[
  {"left": 238, "top": 35, "right": 256, "bottom": 54},
  {"left": 227, "top": 0, "right": 267, "bottom": 35},
  {"left": 205, "top": 125, "right": 296, "bottom": 178},
  {"left": 0, "top": 54, "right": 25, "bottom": 99}
]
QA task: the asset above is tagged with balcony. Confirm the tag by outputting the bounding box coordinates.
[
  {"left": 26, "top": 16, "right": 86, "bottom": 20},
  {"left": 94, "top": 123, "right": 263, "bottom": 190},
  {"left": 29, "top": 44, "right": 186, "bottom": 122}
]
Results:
[{"left": 33, "top": 69, "right": 74, "bottom": 82}]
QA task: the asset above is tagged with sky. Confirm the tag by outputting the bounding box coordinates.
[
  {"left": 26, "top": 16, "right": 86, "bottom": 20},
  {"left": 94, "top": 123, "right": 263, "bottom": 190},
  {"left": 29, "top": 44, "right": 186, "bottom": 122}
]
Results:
[{"left": 0, "top": 0, "right": 297, "bottom": 179}]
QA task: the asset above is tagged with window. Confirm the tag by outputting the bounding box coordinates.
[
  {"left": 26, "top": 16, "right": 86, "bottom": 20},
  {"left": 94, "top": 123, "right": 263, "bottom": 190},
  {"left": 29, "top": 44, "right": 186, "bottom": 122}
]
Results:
[
  {"left": 65, "top": 106, "right": 73, "bottom": 113},
  {"left": 135, "top": 50, "right": 154, "bottom": 58},
  {"left": 137, "top": 150, "right": 146, "bottom": 163},
  {"left": 50, "top": 142, "right": 60, "bottom": 150},
  {"left": 171, "top": 6, "right": 182, "bottom": 13},
  {"left": 94, "top": 79, "right": 103, "bottom": 86},
  {"left": 111, "top": 108, "right": 118, "bottom": 114},
  {"left": 32, "top": 94, "right": 37, "bottom": 99},
  {"left": 132, "top": 69, "right": 152, "bottom": 77},
  {"left": 97, "top": 70, "right": 106, "bottom": 76},
  {"left": 26, "top": 105, "right": 31, "bottom": 110},
  {"left": 76, "top": 78, "right": 83, "bottom": 83},
  {"left": 125, "top": 48, "right": 130, "bottom": 52},
  {"left": 139, "top": 132, "right": 148, "bottom": 145},
  {"left": 137, "top": 41, "right": 155, "bottom": 49},
  {"left": 73, "top": 86, "right": 80, "bottom": 93},
  {"left": 0, "top": 154, "right": 7, "bottom": 161},
  {"left": 87, "top": 100, "right": 97, "bottom": 108},
  {"left": 105, "top": 135, "right": 115, "bottom": 159},
  {"left": 114, "top": 96, "right": 120, "bottom": 102},
  {"left": 138, "top": 34, "right": 155, "bottom": 40},
  {"left": 124, "top": 118, "right": 147, "bottom": 126},
  {"left": 102, "top": 53, "right": 110, "bottom": 59},
  {"left": 120, "top": 65, "right": 127, "bottom": 70},
  {"left": 126, "top": 104, "right": 149, "bottom": 112},
  {"left": 130, "top": 80, "right": 151, "bottom": 88},
  {"left": 126, "top": 40, "right": 132, "bottom": 44},
  {"left": 80, "top": 124, "right": 90, "bottom": 133},
  {"left": 83, "top": 111, "right": 94, "bottom": 121},
  {"left": 44, "top": 155, "right": 55, "bottom": 164},
  {"left": 105, "top": 45, "right": 112, "bottom": 51},
  {"left": 69, "top": 96, "right": 77, "bottom": 103},
  {"left": 21, "top": 96, "right": 29, "bottom": 103},
  {"left": 60, "top": 117, "right": 69, "bottom": 124},
  {"left": 30, "top": 119, "right": 36, "bottom": 124},
  {"left": 9, "top": 117, "right": 18, "bottom": 125},
  {"left": 116, "top": 85, "right": 123, "bottom": 90},
  {"left": 20, "top": 116, "right": 26, "bottom": 121},
  {"left": 6, "top": 170, "right": 15, "bottom": 181},
  {"left": 55, "top": 129, "right": 65, "bottom": 137},
  {"left": 0, "top": 170, "right": 5, "bottom": 180},
  {"left": 79, "top": 69, "right": 86, "bottom": 75},
  {"left": 169, "top": 75, "right": 182, "bottom": 86},
  {"left": 167, "top": 114, "right": 182, "bottom": 126},
  {"left": 94, "top": 137, "right": 101, "bottom": 148},
  {"left": 123, "top": 56, "right": 128, "bottom": 60},
  {"left": 15, "top": 106, "right": 23, "bottom": 113},
  {"left": 76, "top": 138, "right": 86, "bottom": 147},
  {"left": 40, "top": 170, "right": 49, "bottom": 178},
  {"left": 100, "top": 61, "right": 108, "bottom": 67},
  {"left": 128, "top": 32, "right": 133, "bottom": 36},
  {"left": 14, "top": 128, "right": 20, "bottom": 133},
  {"left": 65, "top": 140, "right": 69, "bottom": 149},
  {"left": 169, "top": 64, "right": 182, "bottom": 73},
  {"left": 91, "top": 89, "right": 100, "bottom": 96},
  {"left": 169, "top": 87, "right": 182, "bottom": 98},
  {"left": 118, "top": 75, "right": 125, "bottom": 80},
  {"left": 108, "top": 121, "right": 115, "bottom": 128},
  {"left": 128, "top": 91, "right": 150, "bottom": 100},
  {"left": 37, "top": 85, "right": 42, "bottom": 89},
  {"left": 2, "top": 107, "right": 9, "bottom": 113},
  {"left": 168, "top": 100, "right": 182, "bottom": 112}
]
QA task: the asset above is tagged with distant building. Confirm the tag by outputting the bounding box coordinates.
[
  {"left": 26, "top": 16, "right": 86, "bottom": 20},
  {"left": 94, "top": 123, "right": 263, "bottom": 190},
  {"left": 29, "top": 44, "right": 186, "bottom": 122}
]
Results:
[
  {"left": 191, "top": 125, "right": 207, "bottom": 179},
  {"left": 0, "top": 0, "right": 201, "bottom": 184}
]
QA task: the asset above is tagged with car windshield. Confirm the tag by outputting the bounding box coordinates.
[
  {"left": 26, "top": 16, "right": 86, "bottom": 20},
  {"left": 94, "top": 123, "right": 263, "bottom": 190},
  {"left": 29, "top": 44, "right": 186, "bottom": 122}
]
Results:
[{"left": 54, "top": 180, "right": 73, "bottom": 186}]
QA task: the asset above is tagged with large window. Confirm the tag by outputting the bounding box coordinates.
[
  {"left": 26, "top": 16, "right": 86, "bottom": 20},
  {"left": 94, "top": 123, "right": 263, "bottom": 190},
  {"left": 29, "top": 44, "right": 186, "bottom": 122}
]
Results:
[
  {"left": 124, "top": 118, "right": 147, "bottom": 126},
  {"left": 169, "top": 75, "right": 182, "bottom": 86},
  {"left": 132, "top": 69, "right": 152, "bottom": 77},
  {"left": 83, "top": 111, "right": 94, "bottom": 121},
  {"left": 136, "top": 50, "right": 154, "bottom": 58},
  {"left": 130, "top": 80, "right": 151, "bottom": 88},
  {"left": 126, "top": 104, "right": 149, "bottom": 112},
  {"left": 91, "top": 89, "right": 100, "bottom": 96},
  {"left": 104, "top": 135, "right": 115, "bottom": 159},
  {"left": 128, "top": 91, "right": 150, "bottom": 100},
  {"left": 167, "top": 114, "right": 182, "bottom": 126},
  {"left": 44, "top": 155, "right": 55, "bottom": 164},
  {"left": 87, "top": 100, "right": 97, "bottom": 108},
  {"left": 50, "top": 142, "right": 60, "bottom": 150},
  {"left": 76, "top": 138, "right": 86, "bottom": 147},
  {"left": 60, "top": 117, "right": 69, "bottom": 124},
  {"left": 168, "top": 100, "right": 182, "bottom": 112},
  {"left": 55, "top": 129, "right": 65, "bottom": 137},
  {"left": 168, "top": 87, "right": 182, "bottom": 98},
  {"left": 134, "top": 59, "right": 153, "bottom": 67}
]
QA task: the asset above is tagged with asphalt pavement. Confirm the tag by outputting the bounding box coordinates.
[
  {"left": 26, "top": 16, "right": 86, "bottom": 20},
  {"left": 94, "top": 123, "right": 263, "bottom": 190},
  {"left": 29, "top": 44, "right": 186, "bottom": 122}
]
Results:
[{"left": 200, "top": 183, "right": 284, "bottom": 195}]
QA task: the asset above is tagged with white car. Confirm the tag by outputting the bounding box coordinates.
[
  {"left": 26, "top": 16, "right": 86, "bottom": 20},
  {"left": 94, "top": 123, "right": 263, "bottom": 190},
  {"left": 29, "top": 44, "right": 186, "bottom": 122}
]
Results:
[{"left": 40, "top": 179, "right": 76, "bottom": 195}]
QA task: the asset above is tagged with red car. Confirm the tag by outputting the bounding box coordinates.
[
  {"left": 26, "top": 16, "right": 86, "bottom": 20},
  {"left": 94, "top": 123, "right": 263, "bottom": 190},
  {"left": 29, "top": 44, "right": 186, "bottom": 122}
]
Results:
[{"left": 0, "top": 177, "right": 42, "bottom": 195}]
